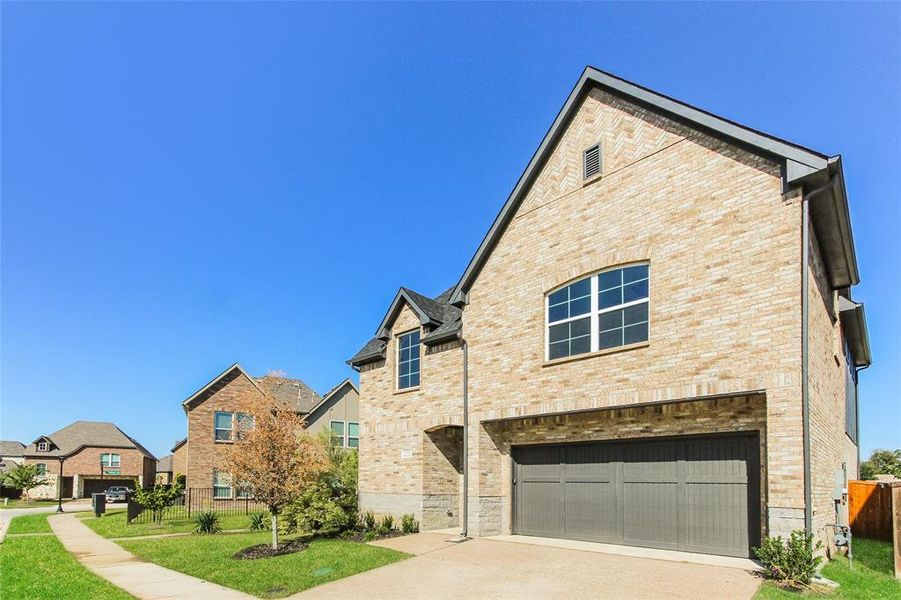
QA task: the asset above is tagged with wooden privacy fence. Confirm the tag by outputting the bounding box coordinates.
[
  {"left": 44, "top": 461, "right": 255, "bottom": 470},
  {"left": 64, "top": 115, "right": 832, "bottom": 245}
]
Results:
[
  {"left": 848, "top": 479, "right": 900, "bottom": 540},
  {"left": 127, "top": 487, "right": 267, "bottom": 524}
]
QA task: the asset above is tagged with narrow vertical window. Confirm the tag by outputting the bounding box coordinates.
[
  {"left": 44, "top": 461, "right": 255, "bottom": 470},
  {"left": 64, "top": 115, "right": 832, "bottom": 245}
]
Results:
[
  {"left": 330, "top": 420, "right": 346, "bottom": 447},
  {"left": 214, "top": 411, "right": 234, "bottom": 441},
  {"left": 598, "top": 264, "right": 649, "bottom": 350},
  {"left": 547, "top": 277, "right": 592, "bottom": 360},
  {"left": 213, "top": 471, "right": 232, "bottom": 499},
  {"left": 347, "top": 422, "right": 360, "bottom": 449},
  {"left": 397, "top": 330, "right": 421, "bottom": 389}
]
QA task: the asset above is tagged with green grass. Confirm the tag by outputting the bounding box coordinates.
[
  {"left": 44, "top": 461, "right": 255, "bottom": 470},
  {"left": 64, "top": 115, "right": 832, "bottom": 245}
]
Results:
[
  {"left": 755, "top": 538, "right": 900, "bottom": 600},
  {"left": 0, "top": 535, "right": 133, "bottom": 599},
  {"left": 6, "top": 513, "right": 52, "bottom": 534},
  {"left": 120, "top": 532, "right": 409, "bottom": 598},
  {"left": 82, "top": 509, "right": 257, "bottom": 538},
  {"left": 0, "top": 498, "right": 60, "bottom": 509}
]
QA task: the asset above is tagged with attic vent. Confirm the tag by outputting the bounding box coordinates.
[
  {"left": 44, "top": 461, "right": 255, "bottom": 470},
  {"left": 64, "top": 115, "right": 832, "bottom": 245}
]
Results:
[{"left": 583, "top": 144, "right": 601, "bottom": 179}]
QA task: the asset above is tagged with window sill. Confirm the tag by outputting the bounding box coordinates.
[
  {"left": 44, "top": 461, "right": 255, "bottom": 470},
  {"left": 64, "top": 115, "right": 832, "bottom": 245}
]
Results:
[
  {"left": 393, "top": 386, "right": 420, "bottom": 395},
  {"left": 581, "top": 172, "right": 603, "bottom": 187},
  {"left": 214, "top": 439, "right": 234, "bottom": 444},
  {"left": 542, "top": 341, "right": 649, "bottom": 367}
]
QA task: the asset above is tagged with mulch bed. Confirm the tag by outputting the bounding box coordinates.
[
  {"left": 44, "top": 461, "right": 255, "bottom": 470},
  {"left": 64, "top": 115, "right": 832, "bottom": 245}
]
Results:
[
  {"left": 341, "top": 529, "right": 406, "bottom": 543},
  {"left": 233, "top": 538, "right": 309, "bottom": 560}
]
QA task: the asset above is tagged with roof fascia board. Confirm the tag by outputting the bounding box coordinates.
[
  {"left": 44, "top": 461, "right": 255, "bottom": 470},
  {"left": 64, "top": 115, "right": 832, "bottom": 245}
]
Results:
[
  {"left": 375, "top": 289, "right": 440, "bottom": 339},
  {"left": 450, "top": 66, "right": 834, "bottom": 305},
  {"left": 840, "top": 302, "right": 872, "bottom": 367}
]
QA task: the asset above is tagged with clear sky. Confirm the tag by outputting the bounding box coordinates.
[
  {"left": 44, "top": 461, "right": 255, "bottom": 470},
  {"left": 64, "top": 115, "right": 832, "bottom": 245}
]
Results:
[{"left": 2, "top": 3, "right": 899, "bottom": 460}]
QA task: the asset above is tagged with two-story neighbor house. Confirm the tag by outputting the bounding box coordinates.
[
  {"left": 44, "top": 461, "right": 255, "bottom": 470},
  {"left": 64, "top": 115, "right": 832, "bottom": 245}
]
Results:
[
  {"left": 180, "top": 363, "right": 358, "bottom": 495},
  {"left": 22, "top": 421, "right": 156, "bottom": 499},
  {"left": 349, "top": 67, "right": 871, "bottom": 559}
]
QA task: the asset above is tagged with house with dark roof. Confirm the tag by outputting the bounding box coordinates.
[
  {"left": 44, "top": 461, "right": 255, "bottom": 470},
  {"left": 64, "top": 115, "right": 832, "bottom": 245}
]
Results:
[
  {"left": 179, "top": 363, "right": 358, "bottom": 495},
  {"left": 21, "top": 421, "right": 156, "bottom": 499},
  {"left": 348, "top": 66, "right": 871, "bottom": 559}
]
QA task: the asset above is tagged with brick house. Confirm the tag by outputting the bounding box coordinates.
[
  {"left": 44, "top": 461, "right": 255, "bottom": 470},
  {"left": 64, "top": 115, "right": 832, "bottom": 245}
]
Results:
[
  {"left": 155, "top": 438, "right": 188, "bottom": 485},
  {"left": 348, "top": 67, "right": 871, "bottom": 559},
  {"left": 180, "top": 363, "right": 358, "bottom": 495},
  {"left": 21, "top": 421, "right": 156, "bottom": 499}
]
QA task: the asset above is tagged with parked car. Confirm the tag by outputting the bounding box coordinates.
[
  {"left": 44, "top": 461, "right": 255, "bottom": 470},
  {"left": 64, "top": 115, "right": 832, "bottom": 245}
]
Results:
[{"left": 104, "top": 485, "right": 132, "bottom": 502}]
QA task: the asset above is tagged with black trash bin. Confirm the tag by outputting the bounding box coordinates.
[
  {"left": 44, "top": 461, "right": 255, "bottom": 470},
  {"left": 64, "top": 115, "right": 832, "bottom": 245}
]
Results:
[{"left": 92, "top": 492, "right": 106, "bottom": 517}]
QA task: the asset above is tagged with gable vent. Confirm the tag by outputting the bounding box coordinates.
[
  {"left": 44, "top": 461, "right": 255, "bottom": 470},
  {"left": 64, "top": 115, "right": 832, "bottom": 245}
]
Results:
[{"left": 583, "top": 144, "right": 601, "bottom": 179}]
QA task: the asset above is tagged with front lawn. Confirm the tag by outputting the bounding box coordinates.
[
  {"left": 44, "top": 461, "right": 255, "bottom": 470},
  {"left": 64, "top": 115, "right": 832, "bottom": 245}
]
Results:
[
  {"left": 755, "top": 538, "right": 900, "bottom": 599},
  {"left": 0, "top": 498, "right": 59, "bottom": 509},
  {"left": 120, "top": 532, "right": 409, "bottom": 598},
  {"left": 6, "top": 513, "right": 51, "bottom": 534},
  {"left": 0, "top": 534, "right": 133, "bottom": 599},
  {"left": 82, "top": 509, "right": 256, "bottom": 538}
]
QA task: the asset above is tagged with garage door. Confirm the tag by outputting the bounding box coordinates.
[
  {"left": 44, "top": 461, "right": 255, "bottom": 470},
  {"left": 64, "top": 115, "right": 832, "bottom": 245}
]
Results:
[{"left": 512, "top": 433, "right": 759, "bottom": 557}]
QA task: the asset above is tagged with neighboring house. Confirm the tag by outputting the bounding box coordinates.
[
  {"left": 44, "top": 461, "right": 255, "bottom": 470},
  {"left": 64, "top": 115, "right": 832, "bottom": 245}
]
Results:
[
  {"left": 171, "top": 437, "right": 187, "bottom": 480},
  {"left": 156, "top": 455, "right": 174, "bottom": 485},
  {"left": 349, "top": 66, "right": 871, "bottom": 559},
  {"left": 21, "top": 421, "right": 157, "bottom": 499},
  {"left": 0, "top": 441, "right": 26, "bottom": 495},
  {"left": 180, "top": 363, "right": 358, "bottom": 495}
]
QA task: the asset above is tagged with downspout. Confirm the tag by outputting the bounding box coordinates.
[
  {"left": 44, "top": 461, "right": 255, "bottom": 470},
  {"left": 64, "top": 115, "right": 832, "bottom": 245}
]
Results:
[
  {"left": 802, "top": 194, "right": 812, "bottom": 538},
  {"left": 854, "top": 364, "right": 870, "bottom": 473},
  {"left": 460, "top": 336, "right": 469, "bottom": 539}
]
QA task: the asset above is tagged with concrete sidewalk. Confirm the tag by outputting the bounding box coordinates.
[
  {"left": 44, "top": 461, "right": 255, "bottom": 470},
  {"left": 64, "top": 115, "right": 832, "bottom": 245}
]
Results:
[{"left": 49, "top": 513, "right": 252, "bottom": 600}]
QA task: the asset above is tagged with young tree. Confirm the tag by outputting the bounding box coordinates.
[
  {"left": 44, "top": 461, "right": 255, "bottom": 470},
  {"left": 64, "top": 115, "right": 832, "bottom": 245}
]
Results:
[
  {"left": 860, "top": 449, "right": 901, "bottom": 480},
  {"left": 133, "top": 482, "right": 184, "bottom": 524},
  {"left": 220, "top": 390, "right": 328, "bottom": 549},
  {"left": 1, "top": 464, "right": 43, "bottom": 501}
]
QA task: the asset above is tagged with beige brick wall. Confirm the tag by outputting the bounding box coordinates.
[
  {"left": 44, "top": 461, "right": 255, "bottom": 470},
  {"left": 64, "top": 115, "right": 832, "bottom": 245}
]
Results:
[
  {"left": 358, "top": 85, "right": 853, "bottom": 545},
  {"left": 807, "top": 222, "right": 859, "bottom": 553},
  {"left": 172, "top": 442, "right": 187, "bottom": 480}
]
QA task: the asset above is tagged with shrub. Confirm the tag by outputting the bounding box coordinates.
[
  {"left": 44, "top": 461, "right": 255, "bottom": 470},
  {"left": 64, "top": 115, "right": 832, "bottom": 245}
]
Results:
[
  {"left": 753, "top": 530, "right": 823, "bottom": 587},
  {"left": 363, "top": 529, "right": 379, "bottom": 542},
  {"left": 133, "top": 483, "right": 183, "bottom": 524},
  {"left": 401, "top": 514, "right": 419, "bottom": 534},
  {"left": 361, "top": 510, "right": 377, "bottom": 531},
  {"left": 193, "top": 511, "right": 221, "bottom": 534},
  {"left": 248, "top": 512, "right": 270, "bottom": 531},
  {"left": 379, "top": 515, "right": 394, "bottom": 533},
  {"left": 281, "top": 432, "right": 359, "bottom": 535}
]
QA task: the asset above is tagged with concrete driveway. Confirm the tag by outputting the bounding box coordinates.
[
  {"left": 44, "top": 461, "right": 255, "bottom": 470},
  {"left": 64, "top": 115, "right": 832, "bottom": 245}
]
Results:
[{"left": 291, "top": 533, "right": 762, "bottom": 599}]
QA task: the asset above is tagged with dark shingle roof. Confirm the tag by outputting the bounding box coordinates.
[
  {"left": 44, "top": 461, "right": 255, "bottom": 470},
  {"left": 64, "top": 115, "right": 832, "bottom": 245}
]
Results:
[
  {"left": 0, "top": 441, "right": 25, "bottom": 457},
  {"left": 23, "top": 421, "right": 156, "bottom": 460},
  {"left": 255, "top": 376, "right": 322, "bottom": 414},
  {"left": 157, "top": 455, "right": 173, "bottom": 472},
  {"left": 348, "top": 286, "right": 461, "bottom": 367},
  {"left": 171, "top": 438, "right": 187, "bottom": 452}
]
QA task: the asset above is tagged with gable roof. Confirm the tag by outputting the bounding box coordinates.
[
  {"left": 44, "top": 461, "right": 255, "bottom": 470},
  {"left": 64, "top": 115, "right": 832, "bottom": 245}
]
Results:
[
  {"left": 157, "top": 454, "right": 173, "bottom": 473},
  {"left": 182, "top": 363, "right": 266, "bottom": 411},
  {"left": 349, "top": 286, "right": 461, "bottom": 367},
  {"left": 448, "top": 66, "right": 859, "bottom": 305},
  {"left": 306, "top": 378, "right": 359, "bottom": 422},
  {"left": 171, "top": 438, "right": 187, "bottom": 453},
  {"left": 0, "top": 441, "right": 25, "bottom": 457},
  {"left": 256, "top": 375, "right": 322, "bottom": 414},
  {"left": 23, "top": 421, "right": 156, "bottom": 460}
]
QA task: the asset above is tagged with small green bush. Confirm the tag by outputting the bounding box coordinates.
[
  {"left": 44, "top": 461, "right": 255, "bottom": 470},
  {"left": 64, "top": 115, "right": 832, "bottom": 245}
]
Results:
[
  {"left": 363, "top": 529, "right": 379, "bottom": 542},
  {"left": 753, "top": 530, "right": 823, "bottom": 587},
  {"left": 361, "top": 510, "right": 376, "bottom": 530},
  {"left": 379, "top": 514, "right": 394, "bottom": 533},
  {"left": 192, "top": 510, "right": 221, "bottom": 535},
  {"left": 248, "top": 512, "right": 269, "bottom": 531},
  {"left": 401, "top": 513, "right": 419, "bottom": 534}
]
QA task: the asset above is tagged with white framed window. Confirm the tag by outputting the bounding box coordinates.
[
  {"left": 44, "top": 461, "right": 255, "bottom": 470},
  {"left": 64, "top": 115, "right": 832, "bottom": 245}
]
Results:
[
  {"left": 546, "top": 263, "right": 650, "bottom": 360},
  {"left": 347, "top": 422, "right": 359, "bottom": 449},
  {"left": 214, "top": 411, "right": 253, "bottom": 442},
  {"left": 397, "top": 330, "right": 421, "bottom": 389},
  {"left": 37, "top": 441, "right": 48, "bottom": 452},
  {"left": 213, "top": 470, "right": 232, "bottom": 499},
  {"left": 330, "top": 420, "right": 345, "bottom": 446},
  {"left": 35, "top": 463, "right": 47, "bottom": 476},
  {"left": 100, "top": 453, "right": 121, "bottom": 467}
]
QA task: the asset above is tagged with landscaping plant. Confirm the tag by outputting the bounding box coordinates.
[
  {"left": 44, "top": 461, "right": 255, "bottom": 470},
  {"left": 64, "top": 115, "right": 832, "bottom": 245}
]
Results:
[
  {"left": 220, "top": 384, "right": 328, "bottom": 550},
  {"left": 193, "top": 510, "right": 221, "bottom": 534},
  {"left": 248, "top": 512, "right": 270, "bottom": 531},
  {"left": 132, "top": 482, "right": 183, "bottom": 524},
  {"left": 753, "top": 530, "right": 823, "bottom": 587},
  {"left": 361, "top": 510, "right": 376, "bottom": 531},
  {"left": 0, "top": 464, "right": 42, "bottom": 502},
  {"left": 379, "top": 515, "right": 394, "bottom": 534},
  {"left": 401, "top": 514, "right": 419, "bottom": 534}
]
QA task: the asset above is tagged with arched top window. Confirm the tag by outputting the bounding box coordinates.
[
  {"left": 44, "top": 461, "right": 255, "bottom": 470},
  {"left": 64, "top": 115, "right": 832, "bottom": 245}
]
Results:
[{"left": 546, "top": 263, "right": 649, "bottom": 360}]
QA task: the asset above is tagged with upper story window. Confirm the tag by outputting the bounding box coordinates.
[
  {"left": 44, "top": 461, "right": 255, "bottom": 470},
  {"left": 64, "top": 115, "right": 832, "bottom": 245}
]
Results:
[
  {"left": 214, "top": 411, "right": 254, "bottom": 442},
  {"left": 397, "top": 330, "right": 421, "bottom": 389},
  {"left": 100, "top": 453, "right": 121, "bottom": 467},
  {"left": 330, "top": 420, "right": 360, "bottom": 449},
  {"left": 37, "top": 441, "right": 48, "bottom": 452},
  {"left": 35, "top": 463, "right": 47, "bottom": 476},
  {"left": 547, "top": 264, "right": 650, "bottom": 361}
]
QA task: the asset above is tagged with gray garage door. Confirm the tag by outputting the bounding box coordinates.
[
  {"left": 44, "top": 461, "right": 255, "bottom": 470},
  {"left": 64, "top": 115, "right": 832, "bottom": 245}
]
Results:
[{"left": 512, "top": 433, "right": 759, "bottom": 558}]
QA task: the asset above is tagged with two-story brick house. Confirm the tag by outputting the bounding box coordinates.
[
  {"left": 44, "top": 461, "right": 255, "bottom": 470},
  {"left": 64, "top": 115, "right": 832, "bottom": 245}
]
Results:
[
  {"left": 180, "top": 363, "right": 358, "bottom": 495},
  {"left": 22, "top": 421, "right": 156, "bottom": 499},
  {"left": 349, "top": 67, "right": 871, "bottom": 559}
]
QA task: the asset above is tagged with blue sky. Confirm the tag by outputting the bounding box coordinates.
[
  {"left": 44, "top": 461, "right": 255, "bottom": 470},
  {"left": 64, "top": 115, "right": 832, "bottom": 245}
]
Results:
[{"left": 2, "top": 3, "right": 898, "bottom": 460}]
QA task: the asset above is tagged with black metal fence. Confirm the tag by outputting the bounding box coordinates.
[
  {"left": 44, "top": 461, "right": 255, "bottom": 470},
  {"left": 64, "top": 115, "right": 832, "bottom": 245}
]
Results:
[{"left": 127, "top": 487, "right": 267, "bottom": 525}]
